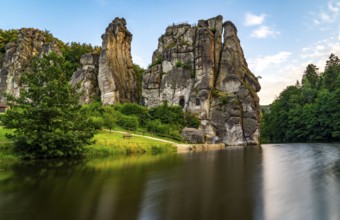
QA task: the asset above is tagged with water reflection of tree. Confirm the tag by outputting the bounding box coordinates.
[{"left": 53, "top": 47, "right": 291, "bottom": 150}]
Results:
[{"left": 0, "top": 155, "right": 183, "bottom": 220}]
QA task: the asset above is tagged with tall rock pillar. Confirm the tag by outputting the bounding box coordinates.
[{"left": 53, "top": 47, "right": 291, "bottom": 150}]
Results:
[{"left": 98, "top": 18, "right": 137, "bottom": 105}]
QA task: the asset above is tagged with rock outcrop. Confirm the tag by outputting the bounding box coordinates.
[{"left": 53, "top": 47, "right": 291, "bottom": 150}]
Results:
[
  {"left": 142, "top": 16, "right": 261, "bottom": 146},
  {"left": 70, "top": 53, "right": 100, "bottom": 103},
  {"left": 0, "top": 28, "right": 60, "bottom": 102},
  {"left": 182, "top": 127, "right": 206, "bottom": 144},
  {"left": 98, "top": 18, "right": 137, "bottom": 104}
]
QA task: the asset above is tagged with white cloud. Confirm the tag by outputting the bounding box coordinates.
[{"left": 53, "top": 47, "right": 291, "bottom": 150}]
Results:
[
  {"left": 248, "top": 51, "right": 291, "bottom": 73},
  {"left": 300, "top": 36, "right": 340, "bottom": 63},
  {"left": 328, "top": 1, "right": 340, "bottom": 13},
  {"left": 243, "top": 13, "right": 266, "bottom": 26},
  {"left": 320, "top": 12, "right": 333, "bottom": 23},
  {"left": 310, "top": 0, "right": 340, "bottom": 26},
  {"left": 250, "top": 25, "right": 280, "bottom": 38},
  {"left": 258, "top": 34, "right": 340, "bottom": 104}
]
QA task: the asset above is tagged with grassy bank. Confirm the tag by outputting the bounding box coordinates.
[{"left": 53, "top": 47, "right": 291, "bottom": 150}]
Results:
[
  {"left": 0, "top": 126, "right": 18, "bottom": 162},
  {"left": 0, "top": 127, "right": 177, "bottom": 162},
  {"left": 85, "top": 130, "right": 177, "bottom": 157}
]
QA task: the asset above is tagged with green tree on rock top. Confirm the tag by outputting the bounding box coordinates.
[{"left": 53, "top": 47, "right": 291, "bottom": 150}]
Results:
[{"left": 0, "top": 52, "right": 95, "bottom": 159}]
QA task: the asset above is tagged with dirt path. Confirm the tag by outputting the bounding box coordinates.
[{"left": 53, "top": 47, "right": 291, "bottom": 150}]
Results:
[
  {"left": 103, "top": 129, "right": 178, "bottom": 144},
  {"left": 104, "top": 130, "right": 225, "bottom": 153}
]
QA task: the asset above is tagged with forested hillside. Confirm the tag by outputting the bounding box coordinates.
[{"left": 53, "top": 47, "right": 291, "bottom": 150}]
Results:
[{"left": 261, "top": 54, "right": 340, "bottom": 143}]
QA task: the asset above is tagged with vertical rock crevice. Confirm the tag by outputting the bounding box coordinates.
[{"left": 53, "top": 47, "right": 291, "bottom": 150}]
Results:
[
  {"left": 142, "top": 15, "right": 261, "bottom": 146},
  {"left": 98, "top": 17, "right": 137, "bottom": 105}
]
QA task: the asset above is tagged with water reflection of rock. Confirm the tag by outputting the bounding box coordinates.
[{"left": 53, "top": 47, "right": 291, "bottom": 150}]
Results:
[{"left": 138, "top": 147, "right": 263, "bottom": 220}]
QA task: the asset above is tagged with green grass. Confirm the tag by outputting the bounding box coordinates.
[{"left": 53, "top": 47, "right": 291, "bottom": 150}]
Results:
[
  {"left": 85, "top": 130, "right": 177, "bottom": 157},
  {"left": 0, "top": 126, "right": 19, "bottom": 162},
  {"left": 0, "top": 126, "right": 177, "bottom": 161},
  {"left": 109, "top": 125, "right": 182, "bottom": 144}
]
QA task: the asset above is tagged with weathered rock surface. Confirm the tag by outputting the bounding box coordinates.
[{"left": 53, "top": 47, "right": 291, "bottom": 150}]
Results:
[
  {"left": 0, "top": 28, "right": 60, "bottom": 102},
  {"left": 181, "top": 127, "right": 205, "bottom": 144},
  {"left": 70, "top": 53, "right": 100, "bottom": 104},
  {"left": 98, "top": 18, "right": 137, "bottom": 105},
  {"left": 142, "top": 15, "right": 261, "bottom": 146}
]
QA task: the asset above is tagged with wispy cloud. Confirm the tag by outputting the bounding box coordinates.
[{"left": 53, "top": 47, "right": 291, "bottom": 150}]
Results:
[
  {"left": 300, "top": 36, "right": 340, "bottom": 70},
  {"left": 250, "top": 25, "right": 280, "bottom": 39},
  {"left": 309, "top": 0, "right": 340, "bottom": 27},
  {"left": 248, "top": 51, "right": 291, "bottom": 73},
  {"left": 244, "top": 12, "right": 280, "bottom": 39},
  {"left": 257, "top": 33, "right": 340, "bottom": 104},
  {"left": 243, "top": 13, "right": 266, "bottom": 26}
]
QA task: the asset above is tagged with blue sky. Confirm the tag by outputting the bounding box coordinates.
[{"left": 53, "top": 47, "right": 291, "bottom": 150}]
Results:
[{"left": 1, "top": 0, "right": 340, "bottom": 104}]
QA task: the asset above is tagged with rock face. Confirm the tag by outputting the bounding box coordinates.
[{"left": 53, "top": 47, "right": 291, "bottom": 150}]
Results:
[
  {"left": 98, "top": 18, "right": 138, "bottom": 105},
  {"left": 182, "top": 127, "right": 206, "bottom": 144},
  {"left": 0, "top": 28, "right": 60, "bottom": 102},
  {"left": 142, "top": 16, "right": 261, "bottom": 146},
  {"left": 70, "top": 53, "right": 100, "bottom": 103}
]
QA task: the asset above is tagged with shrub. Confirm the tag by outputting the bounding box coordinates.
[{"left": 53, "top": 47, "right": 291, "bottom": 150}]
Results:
[
  {"left": 149, "top": 102, "right": 185, "bottom": 127},
  {"left": 146, "top": 119, "right": 170, "bottom": 134},
  {"left": 184, "top": 112, "right": 200, "bottom": 128},
  {"left": 117, "top": 103, "right": 150, "bottom": 126},
  {"left": 90, "top": 116, "right": 105, "bottom": 129},
  {"left": 116, "top": 114, "right": 139, "bottom": 131},
  {"left": 168, "top": 130, "right": 184, "bottom": 141},
  {"left": 81, "top": 101, "right": 104, "bottom": 117}
]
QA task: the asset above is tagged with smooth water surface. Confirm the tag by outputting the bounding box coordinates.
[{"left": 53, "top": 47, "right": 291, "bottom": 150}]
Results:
[{"left": 0, "top": 143, "right": 339, "bottom": 220}]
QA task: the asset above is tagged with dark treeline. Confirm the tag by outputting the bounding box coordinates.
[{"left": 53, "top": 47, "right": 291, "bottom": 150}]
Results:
[{"left": 261, "top": 54, "right": 340, "bottom": 143}]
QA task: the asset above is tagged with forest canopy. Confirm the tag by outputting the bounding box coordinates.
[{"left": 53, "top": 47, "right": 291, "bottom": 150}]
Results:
[{"left": 261, "top": 54, "right": 340, "bottom": 143}]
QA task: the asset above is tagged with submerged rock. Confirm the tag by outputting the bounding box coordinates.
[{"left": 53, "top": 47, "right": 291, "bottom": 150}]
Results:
[{"left": 142, "top": 15, "right": 261, "bottom": 146}]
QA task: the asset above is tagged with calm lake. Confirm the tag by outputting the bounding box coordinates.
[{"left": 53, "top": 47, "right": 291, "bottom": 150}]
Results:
[{"left": 0, "top": 143, "right": 339, "bottom": 220}]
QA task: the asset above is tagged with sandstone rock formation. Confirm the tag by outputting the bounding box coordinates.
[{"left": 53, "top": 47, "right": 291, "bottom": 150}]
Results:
[
  {"left": 182, "top": 127, "right": 206, "bottom": 144},
  {"left": 0, "top": 28, "right": 60, "bottom": 102},
  {"left": 70, "top": 53, "right": 100, "bottom": 103},
  {"left": 98, "top": 18, "right": 137, "bottom": 104},
  {"left": 142, "top": 16, "right": 261, "bottom": 146}
]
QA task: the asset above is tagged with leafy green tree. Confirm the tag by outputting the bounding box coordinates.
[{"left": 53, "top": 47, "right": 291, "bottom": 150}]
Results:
[
  {"left": 115, "top": 103, "right": 150, "bottom": 126},
  {"left": 103, "top": 105, "right": 119, "bottom": 132},
  {"left": 61, "top": 42, "right": 100, "bottom": 76},
  {"left": 149, "top": 101, "right": 186, "bottom": 128},
  {"left": 302, "top": 64, "right": 319, "bottom": 88},
  {"left": 322, "top": 53, "right": 340, "bottom": 92},
  {"left": 262, "top": 54, "right": 340, "bottom": 143},
  {"left": 0, "top": 52, "right": 95, "bottom": 159},
  {"left": 116, "top": 114, "right": 139, "bottom": 131}
]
